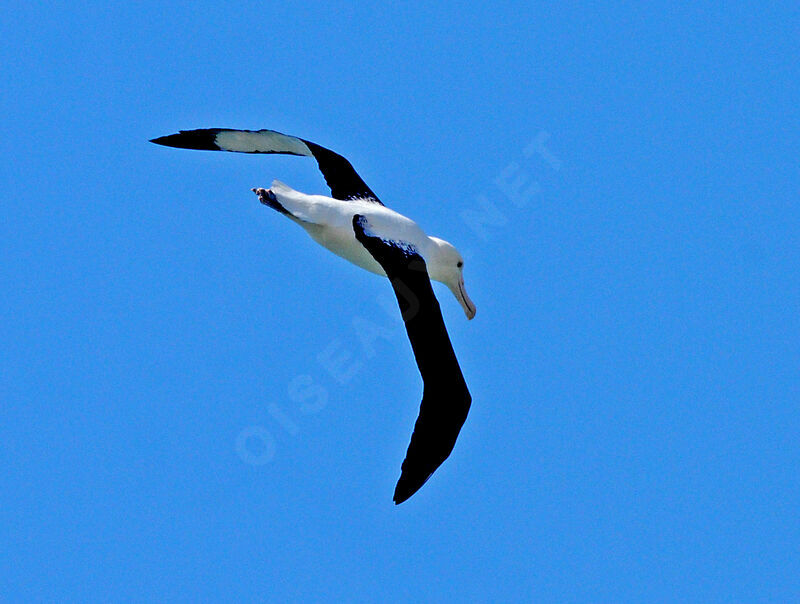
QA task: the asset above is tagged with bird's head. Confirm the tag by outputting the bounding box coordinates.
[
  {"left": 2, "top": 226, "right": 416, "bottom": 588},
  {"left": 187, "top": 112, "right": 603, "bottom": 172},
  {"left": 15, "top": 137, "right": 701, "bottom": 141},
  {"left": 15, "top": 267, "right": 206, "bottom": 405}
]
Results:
[{"left": 428, "top": 237, "right": 476, "bottom": 320}]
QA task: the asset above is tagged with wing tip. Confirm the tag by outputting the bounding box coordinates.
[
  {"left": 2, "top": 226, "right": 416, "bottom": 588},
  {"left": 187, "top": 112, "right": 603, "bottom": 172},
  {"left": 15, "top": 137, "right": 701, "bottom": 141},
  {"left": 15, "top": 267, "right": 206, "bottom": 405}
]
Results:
[
  {"left": 392, "top": 469, "right": 435, "bottom": 505},
  {"left": 149, "top": 129, "right": 222, "bottom": 151},
  {"left": 393, "top": 487, "right": 413, "bottom": 505},
  {"left": 393, "top": 479, "right": 414, "bottom": 504}
]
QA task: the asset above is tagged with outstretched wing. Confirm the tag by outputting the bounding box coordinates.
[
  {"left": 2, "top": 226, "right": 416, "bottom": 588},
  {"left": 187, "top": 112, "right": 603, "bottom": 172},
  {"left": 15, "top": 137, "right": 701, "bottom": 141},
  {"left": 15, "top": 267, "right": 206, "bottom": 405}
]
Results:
[
  {"left": 150, "top": 128, "right": 382, "bottom": 204},
  {"left": 352, "top": 215, "right": 471, "bottom": 504}
]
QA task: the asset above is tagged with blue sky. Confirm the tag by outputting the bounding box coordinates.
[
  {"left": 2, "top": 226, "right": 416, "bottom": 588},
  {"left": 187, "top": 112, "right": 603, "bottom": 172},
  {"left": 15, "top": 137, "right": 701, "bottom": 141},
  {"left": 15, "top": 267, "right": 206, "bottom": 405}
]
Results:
[{"left": 2, "top": 2, "right": 799, "bottom": 601}]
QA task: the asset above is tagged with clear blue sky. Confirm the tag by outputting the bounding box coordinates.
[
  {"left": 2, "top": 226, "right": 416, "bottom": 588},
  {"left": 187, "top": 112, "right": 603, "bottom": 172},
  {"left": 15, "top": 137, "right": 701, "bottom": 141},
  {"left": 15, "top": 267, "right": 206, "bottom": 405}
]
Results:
[{"left": 2, "top": 2, "right": 798, "bottom": 601}]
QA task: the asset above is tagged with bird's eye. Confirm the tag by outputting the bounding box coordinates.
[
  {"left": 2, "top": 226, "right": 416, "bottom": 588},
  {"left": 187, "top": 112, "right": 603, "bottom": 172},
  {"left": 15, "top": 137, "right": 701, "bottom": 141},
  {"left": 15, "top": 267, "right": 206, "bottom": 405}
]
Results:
[{"left": 457, "top": 261, "right": 463, "bottom": 268}]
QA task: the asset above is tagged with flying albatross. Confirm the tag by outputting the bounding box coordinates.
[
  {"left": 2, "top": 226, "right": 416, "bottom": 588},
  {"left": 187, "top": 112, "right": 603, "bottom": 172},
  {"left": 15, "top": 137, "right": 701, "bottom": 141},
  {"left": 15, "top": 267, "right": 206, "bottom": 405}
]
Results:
[{"left": 151, "top": 128, "right": 475, "bottom": 504}]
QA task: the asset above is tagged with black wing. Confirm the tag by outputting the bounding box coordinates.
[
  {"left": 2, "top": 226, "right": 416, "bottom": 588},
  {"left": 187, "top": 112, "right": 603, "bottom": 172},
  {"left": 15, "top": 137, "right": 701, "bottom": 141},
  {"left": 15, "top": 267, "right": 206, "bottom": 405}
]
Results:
[
  {"left": 352, "top": 215, "right": 471, "bottom": 504},
  {"left": 150, "top": 128, "right": 382, "bottom": 204}
]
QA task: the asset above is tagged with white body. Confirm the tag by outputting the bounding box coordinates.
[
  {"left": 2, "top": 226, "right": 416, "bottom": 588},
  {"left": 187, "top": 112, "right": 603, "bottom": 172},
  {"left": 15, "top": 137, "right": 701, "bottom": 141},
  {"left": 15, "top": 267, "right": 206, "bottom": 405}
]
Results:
[
  {"left": 272, "top": 181, "right": 435, "bottom": 278},
  {"left": 266, "top": 180, "right": 476, "bottom": 319}
]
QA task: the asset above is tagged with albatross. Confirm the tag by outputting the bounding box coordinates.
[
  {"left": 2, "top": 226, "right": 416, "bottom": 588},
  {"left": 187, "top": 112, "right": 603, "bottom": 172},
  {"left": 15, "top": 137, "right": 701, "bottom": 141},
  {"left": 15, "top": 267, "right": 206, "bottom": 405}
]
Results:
[{"left": 151, "top": 127, "right": 475, "bottom": 504}]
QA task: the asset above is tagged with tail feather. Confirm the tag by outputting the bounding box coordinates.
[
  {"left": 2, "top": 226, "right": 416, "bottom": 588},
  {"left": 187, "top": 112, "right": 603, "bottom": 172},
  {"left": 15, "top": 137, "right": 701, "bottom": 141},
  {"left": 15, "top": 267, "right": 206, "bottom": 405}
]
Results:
[{"left": 250, "top": 181, "right": 315, "bottom": 225}]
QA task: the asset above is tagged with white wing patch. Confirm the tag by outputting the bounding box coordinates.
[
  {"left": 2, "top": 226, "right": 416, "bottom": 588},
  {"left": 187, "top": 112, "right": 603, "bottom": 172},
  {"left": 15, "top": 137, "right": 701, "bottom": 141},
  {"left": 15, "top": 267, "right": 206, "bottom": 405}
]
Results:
[{"left": 215, "top": 130, "right": 312, "bottom": 156}]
